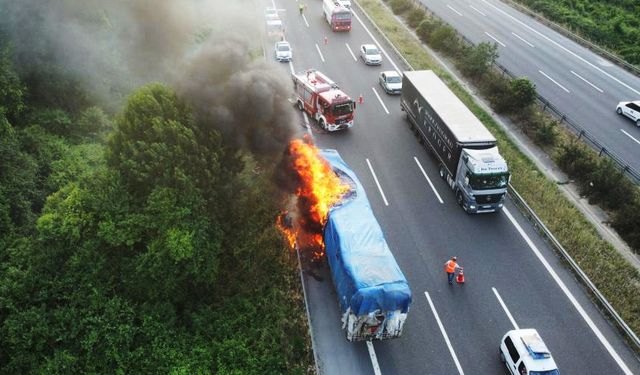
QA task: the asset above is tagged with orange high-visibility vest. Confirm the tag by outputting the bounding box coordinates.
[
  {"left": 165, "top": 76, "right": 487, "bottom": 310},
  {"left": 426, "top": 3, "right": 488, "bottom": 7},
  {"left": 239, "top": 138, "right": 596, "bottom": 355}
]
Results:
[{"left": 445, "top": 260, "right": 457, "bottom": 273}]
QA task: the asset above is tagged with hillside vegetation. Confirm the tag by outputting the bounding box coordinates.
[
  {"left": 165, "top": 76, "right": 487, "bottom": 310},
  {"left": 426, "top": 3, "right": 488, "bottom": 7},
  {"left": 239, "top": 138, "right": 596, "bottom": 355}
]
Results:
[
  {"left": 513, "top": 0, "right": 640, "bottom": 65},
  {"left": 0, "top": 16, "right": 312, "bottom": 375}
]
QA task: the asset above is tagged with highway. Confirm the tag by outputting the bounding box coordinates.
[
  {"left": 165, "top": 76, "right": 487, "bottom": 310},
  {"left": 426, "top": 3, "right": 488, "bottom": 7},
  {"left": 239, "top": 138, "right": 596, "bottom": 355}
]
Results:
[
  {"left": 418, "top": 0, "right": 640, "bottom": 173},
  {"left": 263, "top": 0, "right": 640, "bottom": 373}
]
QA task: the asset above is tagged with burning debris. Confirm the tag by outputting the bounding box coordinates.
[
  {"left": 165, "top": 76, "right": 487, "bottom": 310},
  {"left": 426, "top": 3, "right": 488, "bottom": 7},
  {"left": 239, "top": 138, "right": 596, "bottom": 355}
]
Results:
[{"left": 277, "top": 137, "right": 350, "bottom": 259}]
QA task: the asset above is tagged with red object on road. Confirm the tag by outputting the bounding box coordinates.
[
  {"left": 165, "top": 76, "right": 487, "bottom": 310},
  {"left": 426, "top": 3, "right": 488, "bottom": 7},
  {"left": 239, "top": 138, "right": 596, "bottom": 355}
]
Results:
[
  {"left": 456, "top": 267, "right": 465, "bottom": 284},
  {"left": 358, "top": 94, "right": 364, "bottom": 104}
]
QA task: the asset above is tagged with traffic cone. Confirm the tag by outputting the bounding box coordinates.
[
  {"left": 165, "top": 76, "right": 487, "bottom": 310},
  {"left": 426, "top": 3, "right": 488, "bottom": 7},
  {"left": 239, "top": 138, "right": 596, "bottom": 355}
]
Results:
[
  {"left": 456, "top": 268, "right": 465, "bottom": 284},
  {"left": 324, "top": 36, "right": 328, "bottom": 45},
  {"left": 358, "top": 94, "right": 364, "bottom": 104}
]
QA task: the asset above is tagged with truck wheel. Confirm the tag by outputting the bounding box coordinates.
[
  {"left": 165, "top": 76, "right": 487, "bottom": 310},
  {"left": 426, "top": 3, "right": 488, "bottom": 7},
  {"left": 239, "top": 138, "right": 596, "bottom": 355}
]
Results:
[
  {"left": 616, "top": 107, "right": 622, "bottom": 115},
  {"left": 438, "top": 165, "right": 446, "bottom": 180},
  {"left": 297, "top": 101, "right": 304, "bottom": 111},
  {"left": 456, "top": 190, "right": 464, "bottom": 207},
  {"left": 320, "top": 118, "right": 327, "bottom": 130}
]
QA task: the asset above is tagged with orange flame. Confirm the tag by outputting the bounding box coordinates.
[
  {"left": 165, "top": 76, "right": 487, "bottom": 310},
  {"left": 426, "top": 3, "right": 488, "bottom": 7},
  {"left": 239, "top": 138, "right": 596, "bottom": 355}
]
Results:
[{"left": 278, "top": 139, "right": 349, "bottom": 258}]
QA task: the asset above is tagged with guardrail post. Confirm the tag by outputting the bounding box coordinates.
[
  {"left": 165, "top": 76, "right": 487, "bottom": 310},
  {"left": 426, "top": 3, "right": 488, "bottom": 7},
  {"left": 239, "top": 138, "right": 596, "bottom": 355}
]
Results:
[{"left": 599, "top": 147, "right": 605, "bottom": 157}]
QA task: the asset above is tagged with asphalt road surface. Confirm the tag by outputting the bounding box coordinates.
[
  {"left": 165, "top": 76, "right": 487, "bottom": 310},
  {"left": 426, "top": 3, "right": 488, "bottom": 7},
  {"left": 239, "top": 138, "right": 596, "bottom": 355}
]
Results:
[
  {"left": 418, "top": 0, "right": 640, "bottom": 173},
  {"left": 262, "top": 0, "right": 640, "bottom": 373}
]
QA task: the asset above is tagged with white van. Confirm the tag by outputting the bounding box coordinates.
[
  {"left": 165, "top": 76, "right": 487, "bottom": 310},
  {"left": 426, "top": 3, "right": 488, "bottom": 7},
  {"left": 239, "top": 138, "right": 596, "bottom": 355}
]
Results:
[{"left": 499, "top": 329, "right": 560, "bottom": 375}]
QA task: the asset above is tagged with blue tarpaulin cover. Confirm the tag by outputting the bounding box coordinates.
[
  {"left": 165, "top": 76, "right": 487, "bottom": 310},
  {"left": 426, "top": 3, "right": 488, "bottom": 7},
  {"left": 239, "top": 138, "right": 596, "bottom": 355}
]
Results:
[{"left": 321, "top": 149, "right": 412, "bottom": 316}]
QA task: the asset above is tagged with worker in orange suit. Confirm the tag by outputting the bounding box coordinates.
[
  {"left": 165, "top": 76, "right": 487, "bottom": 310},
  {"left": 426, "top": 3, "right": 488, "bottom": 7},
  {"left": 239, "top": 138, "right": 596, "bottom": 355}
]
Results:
[{"left": 444, "top": 256, "right": 461, "bottom": 285}]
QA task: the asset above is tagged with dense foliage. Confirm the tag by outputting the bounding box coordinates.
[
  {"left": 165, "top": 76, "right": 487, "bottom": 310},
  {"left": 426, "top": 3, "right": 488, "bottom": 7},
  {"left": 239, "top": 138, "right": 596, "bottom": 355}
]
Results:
[
  {"left": 513, "top": 0, "right": 640, "bottom": 65},
  {"left": 0, "top": 33, "right": 311, "bottom": 373}
]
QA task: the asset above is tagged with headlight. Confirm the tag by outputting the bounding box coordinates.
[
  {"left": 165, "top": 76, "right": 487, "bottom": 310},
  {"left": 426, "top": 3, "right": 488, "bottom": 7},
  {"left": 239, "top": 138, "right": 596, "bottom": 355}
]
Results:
[
  {"left": 498, "top": 203, "right": 503, "bottom": 207},
  {"left": 470, "top": 205, "right": 476, "bottom": 210}
]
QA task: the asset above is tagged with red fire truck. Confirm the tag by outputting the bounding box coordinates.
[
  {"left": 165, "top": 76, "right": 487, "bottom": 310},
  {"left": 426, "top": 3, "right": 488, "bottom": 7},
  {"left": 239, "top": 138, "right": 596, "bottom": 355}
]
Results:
[{"left": 292, "top": 69, "right": 355, "bottom": 131}]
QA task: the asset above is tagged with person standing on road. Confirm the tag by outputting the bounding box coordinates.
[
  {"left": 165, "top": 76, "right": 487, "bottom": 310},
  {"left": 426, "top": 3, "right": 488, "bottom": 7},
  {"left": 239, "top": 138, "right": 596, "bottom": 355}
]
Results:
[{"left": 444, "top": 256, "right": 460, "bottom": 285}]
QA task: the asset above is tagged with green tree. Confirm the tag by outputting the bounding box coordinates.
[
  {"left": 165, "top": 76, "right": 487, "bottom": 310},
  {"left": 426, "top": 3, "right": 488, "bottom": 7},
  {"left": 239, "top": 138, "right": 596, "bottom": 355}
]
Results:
[
  {"left": 460, "top": 42, "right": 499, "bottom": 78},
  {"left": 507, "top": 77, "right": 536, "bottom": 110}
]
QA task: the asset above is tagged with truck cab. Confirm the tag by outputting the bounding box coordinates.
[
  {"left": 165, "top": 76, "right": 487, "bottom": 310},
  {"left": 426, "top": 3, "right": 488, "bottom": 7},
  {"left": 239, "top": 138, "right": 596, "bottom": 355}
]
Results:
[{"left": 452, "top": 147, "right": 509, "bottom": 213}]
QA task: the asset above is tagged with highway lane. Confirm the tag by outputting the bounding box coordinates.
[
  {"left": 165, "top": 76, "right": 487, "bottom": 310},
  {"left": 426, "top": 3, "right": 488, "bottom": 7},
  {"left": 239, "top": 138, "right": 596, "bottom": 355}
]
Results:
[
  {"left": 418, "top": 0, "right": 640, "bottom": 172},
  {"left": 264, "top": 0, "right": 640, "bottom": 373}
]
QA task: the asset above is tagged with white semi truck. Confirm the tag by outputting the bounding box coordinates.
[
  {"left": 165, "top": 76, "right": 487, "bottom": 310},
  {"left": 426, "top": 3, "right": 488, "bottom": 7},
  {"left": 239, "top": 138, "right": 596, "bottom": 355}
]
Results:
[{"left": 401, "top": 70, "right": 510, "bottom": 213}]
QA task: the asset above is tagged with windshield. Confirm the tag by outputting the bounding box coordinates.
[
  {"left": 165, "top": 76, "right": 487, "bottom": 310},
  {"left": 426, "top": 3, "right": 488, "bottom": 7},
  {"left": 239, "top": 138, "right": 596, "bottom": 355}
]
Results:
[
  {"left": 387, "top": 76, "right": 401, "bottom": 83},
  {"left": 530, "top": 370, "right": 559, "bottom": 375},
  {"left": 277, "top": 45, "right": 290, "bottom": 51},
  {"left": 468, "top": 172, "right": 509, "bottom": 190},
  {"left": 332, "top": 102, "right": 353, "bottom": 116},
  {"left": 334, "top": 12, "right": 351, "bottom": 20},
  {"left": 366, "top": 47, "right": 379, "bottom": 55}
]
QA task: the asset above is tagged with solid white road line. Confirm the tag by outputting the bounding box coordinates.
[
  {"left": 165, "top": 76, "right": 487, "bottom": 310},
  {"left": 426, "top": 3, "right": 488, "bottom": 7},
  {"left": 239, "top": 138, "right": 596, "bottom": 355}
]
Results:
[
  {"left": 366, "top": 341, "right": 383, "bottom": 375},
  {"left": 570, "top": 70, "right": 604, "bottom": 93},
  {"left": 511, "top": 32, "right": 534, "bottom": 48},
  {"left": 484, "top": 32, "right": 506, "bottom": 47},
  {"left": 413, "top": 157, "right": 444, "bottom": 204},
  {"left": 315, "top": 43, "right": 325, "bottom": 63},
  {"left": 621, "top": 129, "right": 640, "bottom": 146},
  {"left": 351, "top": 11, "right": 402, "bottom": 74},
  {"left": 366, "top": 158, "right": 390, "bottom": 206},
  {"left": 372, "top": 87, "right": 390, "bottom": 114},
  {"left": 480, "top": 0, "right": 640, "bottom": 97},
  {"left": 302, "top": 14, "right": 309, "bottom": 28},
  {"left": 447, "top": 4, "right": 463, "bottom": 16},
  {"left": 492, "top": 287, "right": 520, "bottom": 330},
  {"left": 345, "top": 43, "right": 358, "bottom": 61},
  {"left": 302, "top": 112, "right": 314, "bottom": 139},
  {"left": 288, "top": 60, "right": 295, "bottom": 75},
  {"left": 503, "top": 208, "right": 633, "bottom": 375},
  {"left": 469, "top": 5, "right": 486, "bottom": 16},
  {"left": 425, "top": 292, "right": 465, "bottom": 375},
  {"left": 539, "top": 70, "right": 570, "bottom": 93}
]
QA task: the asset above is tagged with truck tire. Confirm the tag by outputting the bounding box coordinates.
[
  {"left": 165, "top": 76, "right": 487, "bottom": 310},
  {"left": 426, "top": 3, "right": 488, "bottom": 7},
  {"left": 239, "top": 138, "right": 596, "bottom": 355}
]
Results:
[
  {"left": 297, "top": 100, "right": 304, "bottom": 111},
  {"left": 320, "top": 118, "right": 327, "bottom": 130},
  {"left": 456, "top": 190, "right": 464, "bottom": 207}
]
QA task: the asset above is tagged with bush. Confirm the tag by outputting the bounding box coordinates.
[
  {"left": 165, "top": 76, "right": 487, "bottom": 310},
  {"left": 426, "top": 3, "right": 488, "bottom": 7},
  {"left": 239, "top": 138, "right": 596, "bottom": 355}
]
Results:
[
  {"left": 429, "top": 25, "right": 461, "bottom": 56},
  {"left": 534, "top": 120, "right": 557, "bottom": 146},
  {"left": 459, "top": 42, "right": 499, "bottom": 78},
  {"left": 416, "top": 18, "right": 442, "bottom": 44},
  {"left": 405, "top": 8, "right": 426, "bottom": 29},
  {"left": 555, "top": 140, "right": 597, "bottom": 177},
  {"left": 388, "top": 0, "right": 413, "bottom": 14},
  {"left": 611, "top": 200, "right": 640, "bottom": 250},
  {"left": 508, "top": 78, "right": 536, "bottom": 110}
]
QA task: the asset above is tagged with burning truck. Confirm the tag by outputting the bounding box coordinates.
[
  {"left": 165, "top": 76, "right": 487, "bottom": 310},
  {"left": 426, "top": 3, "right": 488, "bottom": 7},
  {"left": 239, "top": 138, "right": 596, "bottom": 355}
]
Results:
[{"left": 279, "top": 140, "right": 411, "bottom": 341}]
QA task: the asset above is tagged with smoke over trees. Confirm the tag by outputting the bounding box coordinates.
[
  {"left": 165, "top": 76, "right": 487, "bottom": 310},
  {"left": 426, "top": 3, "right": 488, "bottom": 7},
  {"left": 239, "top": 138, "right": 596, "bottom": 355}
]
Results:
[{"left": 0, "top": 0, "right": 312, "bottom": 373}]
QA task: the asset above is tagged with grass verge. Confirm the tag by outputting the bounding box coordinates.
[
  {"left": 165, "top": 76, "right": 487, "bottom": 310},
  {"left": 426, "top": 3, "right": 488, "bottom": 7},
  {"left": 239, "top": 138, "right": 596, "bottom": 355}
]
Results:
[{"left": 356, "top": 0, "right": 640, "bottom": 340}]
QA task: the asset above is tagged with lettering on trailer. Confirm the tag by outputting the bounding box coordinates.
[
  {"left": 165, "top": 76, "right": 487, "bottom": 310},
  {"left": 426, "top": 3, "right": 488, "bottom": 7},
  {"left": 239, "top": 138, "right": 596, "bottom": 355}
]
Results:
[{"left": 413, "top": 98, "right": 454, "bottom": 164}]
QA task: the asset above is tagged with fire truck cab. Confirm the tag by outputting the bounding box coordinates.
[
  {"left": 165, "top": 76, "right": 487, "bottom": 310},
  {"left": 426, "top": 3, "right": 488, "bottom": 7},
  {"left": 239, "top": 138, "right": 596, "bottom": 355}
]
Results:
[{"left": 292, "top": 69, "right": 355, "bottom": 132}]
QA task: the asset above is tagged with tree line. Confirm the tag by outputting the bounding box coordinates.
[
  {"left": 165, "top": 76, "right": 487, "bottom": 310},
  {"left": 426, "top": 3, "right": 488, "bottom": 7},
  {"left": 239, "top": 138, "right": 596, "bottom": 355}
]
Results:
[{"left": 0, "top": 28, "right": 312, "bottom": 374}]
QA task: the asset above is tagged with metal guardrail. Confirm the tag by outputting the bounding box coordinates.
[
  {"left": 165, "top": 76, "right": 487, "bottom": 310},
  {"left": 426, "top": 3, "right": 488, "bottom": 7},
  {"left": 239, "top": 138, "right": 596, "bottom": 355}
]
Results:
[
  {"left": 412, "top": 1, "right": 640, "bottom": 186},
  {"left": 353, "top": 0, "right": 640, "bottom": 352},
  {"left": 499, "top": 0, "right": 640, "bottom": 77},
  {"left": 509, "top": 184, "right": 640, "bottom": 352}
]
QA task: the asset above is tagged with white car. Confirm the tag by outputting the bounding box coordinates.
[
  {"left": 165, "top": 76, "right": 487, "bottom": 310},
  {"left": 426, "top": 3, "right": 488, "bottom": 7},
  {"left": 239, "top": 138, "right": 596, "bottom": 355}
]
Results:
[
  {"left": 379, "top": 71, "right": 402, "bottom": 94},
  {"left": 499, "top": 329, "right": 560, "bottom": 375},
  {"left": 264, "top": 7, "right": 279, "bottom": 20},
  {"left": 265, "top": 18, "right": 284, "bottom": 40},
  {"left": 275, "top": 41, "right": 292, "bottom": 62},
  {"left": 360, "top": 44, "right": 382, "bottom": 65},
  {"left": 616, "top": 100, "right": 640, "bottom": 127}
]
